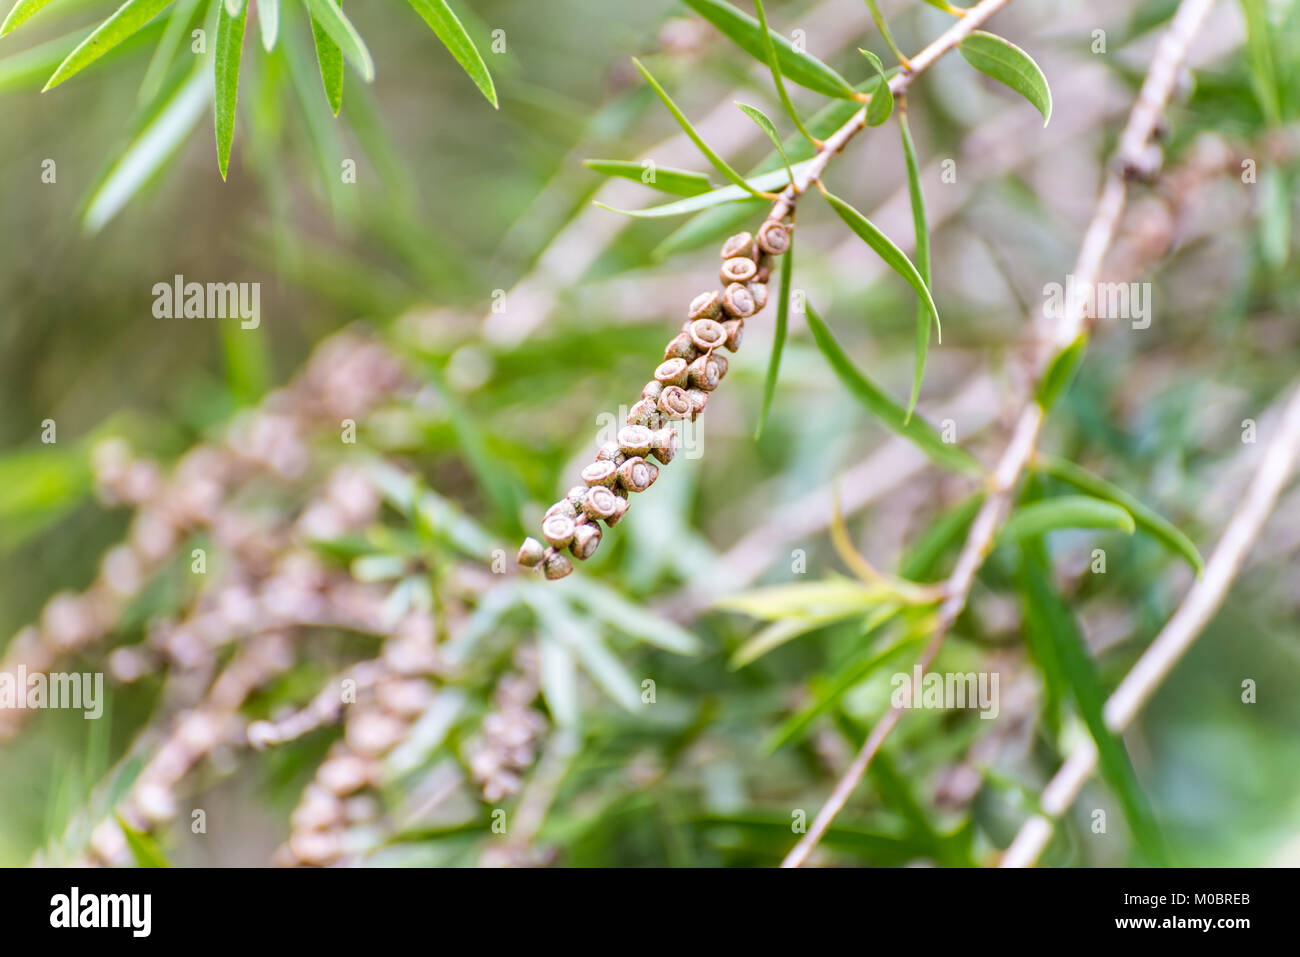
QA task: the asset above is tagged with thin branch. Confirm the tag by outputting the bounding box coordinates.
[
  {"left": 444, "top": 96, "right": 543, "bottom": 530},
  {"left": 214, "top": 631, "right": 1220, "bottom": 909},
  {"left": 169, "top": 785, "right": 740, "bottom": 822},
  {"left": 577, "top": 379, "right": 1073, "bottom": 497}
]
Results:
[
  {"left": 1001, "top": 380, "right": 1300, "bottom": 867},
  {"left": 780, "top": 0, "right": 1216, "bottom": 869}
]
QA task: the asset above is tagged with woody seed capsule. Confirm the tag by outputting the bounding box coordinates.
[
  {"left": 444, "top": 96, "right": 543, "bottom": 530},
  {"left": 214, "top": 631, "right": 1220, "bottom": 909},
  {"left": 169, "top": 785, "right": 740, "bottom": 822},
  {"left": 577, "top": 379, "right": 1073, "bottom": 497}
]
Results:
[
  {"left": 618, "top": 456, "right": 657, "bottom": 492},
  {"left": 627, "top": 397, "right": 661, "bottom": 427},
  {"left": 688, "top": 291, "right": 723, "bottom": 322},
  {"left": 596, "top": 442, "right": 623, "bottom": 463},
  {"left": 756, "top": 220, "right": 791, "bottom": 255},
  {"left": 721, "top": 256, "right": 758, "bottom": 284},
  {"left": 654, "top": 357, "right": 690, "bottom": 388},
  {"left": 583, "top": 484, "right": 619, "bottom": 521},
  {"left": 688, "top": 318, "right": 727, "bottom": 351},
  {"left": 543, "top": 549, "right": 574, "bottom": 580},
  {"left": 641, "top": 380, "right": 664, "bottom": 402},
  {"left": 581, "top": 460, "right": 619, "bottom": 488},
  {"left": 688, "top": 354, "right": 721, "bottom": 391},
  {"left": 685, "top": 388, "right": 709, "bottom": 418},
  {"left": 570, "top": 523, "right": 602, "bottom": 560},
  {"left": 517, "top": 537, "right": 545, "bottom": 567},
  {"left": 658, "top": 385, "right": 693, "bottom": 419},
  {"left": 650, "top": 427, "right": 678, "bottom": 464},
  {"left": 722, "top": 319, "right": 744, "bottom": 352},
  {"left": 720, "top": 231, "right": 755, "bottom": 260},
  {"left": 722, "top": 283, "right": 756, "bottom": 318},
  {"left": 748, "top": 281, "right": 768, "bottom": 312},
  {"left": 709, "top": 352, "right": 728, "bottom": 379},
  {"left": 617, "top": 425, "right": 654, "bottom": 457},
  {"left": 754, "top": 254, "right": 773, "bottom": 283},
  {"left": 541, "top": 513, "right": 576, "bottom": 548},
  {"left": 664, "top": 332, "right": 698, "bottom": 361},
  {"left": 545, "top": 499, "right": 578, "bottom": 521},
  {"left": 605, "top": 495, "right": 630, "bottom": 526},
  {"left": 567, "top": 485, "right": 590, "bottom": 508}
]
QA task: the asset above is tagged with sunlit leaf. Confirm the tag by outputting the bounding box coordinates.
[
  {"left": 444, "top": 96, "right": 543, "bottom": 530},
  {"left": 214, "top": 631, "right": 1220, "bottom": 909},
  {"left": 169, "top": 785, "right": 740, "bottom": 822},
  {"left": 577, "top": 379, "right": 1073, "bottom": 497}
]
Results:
[
  {"left": 406, "top": 0, "right": 497, "bottom": 108},
  {"left": 1036, "top": 335, "right": 1085, "bottom": 411},
  {"left": 716, "top": 577, "right": 896, "bottom": 622},
  {"left": 214, "top": 0, "right": 248, "bottom": 179},
  {"left": 681, "top": 0, "right": 858, "bottom": 99},
  {"left": 752, "top": 0, "right": 814, "bottom": 144},
  {"left": 259, "top": 0, "right": 280, "bottom": 51},
  {"left": 583, "top": 159, "right": 713, "bottom": 196},
  {"left": 139, "top": 0, "right": 203, "bottom": 106},
  {"left": 115, "top": 815, "right": 172, "bottom": 867},
  {"left": 803, "top": 301, "right": 978, "bottom": 475},
  {"left": 858, "top": 48, "right": 893, "bottom": 125},
  {"left": 958, "top": 30, "right": 1052, "bottom": 125},
  {"left": 0, "top": 0, "right": 57, "bottom": 37},
  {"left": 45, "top": 0, "right": 177, "bottom": 91},
  {"left": 301, "top": 0, "right": 374, "bottom": 81},
  {"left": 308, "top": 4, "right": 344, "bottom": 114},
  {"left": 735, "top": 102, "right": 792, "bottom": 183}
]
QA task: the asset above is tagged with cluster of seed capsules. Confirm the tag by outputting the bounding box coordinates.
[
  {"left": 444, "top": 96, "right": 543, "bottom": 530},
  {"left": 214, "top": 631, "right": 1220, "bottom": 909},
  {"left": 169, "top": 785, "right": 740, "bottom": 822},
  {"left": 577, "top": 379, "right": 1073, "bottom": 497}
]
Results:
[{"left": 517, "top": 219, "right": 792, "bottom": 580}]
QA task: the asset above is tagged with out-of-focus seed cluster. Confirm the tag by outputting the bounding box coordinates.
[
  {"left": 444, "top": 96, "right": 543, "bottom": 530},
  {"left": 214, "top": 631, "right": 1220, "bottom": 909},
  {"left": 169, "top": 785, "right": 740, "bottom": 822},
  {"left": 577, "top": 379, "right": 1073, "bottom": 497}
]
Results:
[
  {"left": 465, "top": 644, "right": 546, "bottom": 803},
  {"left": 516, "top": 220, "right": 791, "bottom": 579},
  {"left": 0, "top": 332, "right": 408, "bottom": 744}
]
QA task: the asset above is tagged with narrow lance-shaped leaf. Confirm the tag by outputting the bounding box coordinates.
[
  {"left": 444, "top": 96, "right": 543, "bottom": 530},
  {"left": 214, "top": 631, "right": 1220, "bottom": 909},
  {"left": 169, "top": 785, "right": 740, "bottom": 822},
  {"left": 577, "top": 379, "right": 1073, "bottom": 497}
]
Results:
[
  {"left": 139, "top": 0, "right": 204, "bottom": 106},
  {"left": 1036, "top": 334, "right": 1086, "bottom": 411},
  {"left": 597, "top": 162, "right": 807, "bottom": 218},
  {"left": 583, "top": 159, "right": 713, "bottom": 197},
  {"left": 1017, "top": 542, "right": 1168, "bottom": 864},
  {"left": 735, "top": 102, "right": 792, "bottom": 183},
  {"left": 999, "top": 494, "right": 1135, "bottom": 543},
  {"left": 0, "top": 0, "right": 57, "bottom": 37},
  {"left": 804, "top": 301, "right": 979, "bottom": 475},
  {"left": 754, "top": 233, "right": 793, "bottom": 439},
  {"left": 632, "top": 58, "right": 766, "bottom": 199},
  {"left": 858, "top": 48, "right": 893, "bottom": 126},
  {"left": 83, "top": 63, "right": 210, "bottom": 233},
  {"left": 225, "top": 0, "right": 244, "bottom": 16},
  {"left": 309, "top": 5, "right": 344, "bottom": 114},
  {"left": 898, "top": 108, "right": 929, "bottom": 423},
  {"left": 259, "top": 0, "right": 280, "bottom": 52},
  {"left": 681, "top": 0, "right": 858, "bottom": 99},
  {"left": 820, "top": 187, "right": 941, "bottom": 344},
  {"left": 958, "top": 30, "right": 1052, "bottom": 125},
  {"left": 406, "top": 0, "right": 497, "bottom": 108},
  {"left": 301, "top": 0, "right": 374, "bottom": 81},
  {"left": 753, "top": 0, "right": 814, "bottom": 144},
  {"left": 214, "top": 0, "right": 248, "bottom": 179},
  {"left": 862, "top": 0, "right": 909, "bottom": 68},
  {"left": 44, "top": 0, "right": 177, "bottom": 91},
  {"left": 1034, "top": 455, "right": 1204, "bottom": 575}
]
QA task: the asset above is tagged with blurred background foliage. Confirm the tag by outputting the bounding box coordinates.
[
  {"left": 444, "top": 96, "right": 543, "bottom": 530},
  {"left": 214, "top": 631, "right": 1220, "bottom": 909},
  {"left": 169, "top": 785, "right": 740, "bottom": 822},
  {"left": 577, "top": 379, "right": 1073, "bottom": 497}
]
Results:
[{"left": 1, "top": 0, "right": 1299, "bottom": 867}]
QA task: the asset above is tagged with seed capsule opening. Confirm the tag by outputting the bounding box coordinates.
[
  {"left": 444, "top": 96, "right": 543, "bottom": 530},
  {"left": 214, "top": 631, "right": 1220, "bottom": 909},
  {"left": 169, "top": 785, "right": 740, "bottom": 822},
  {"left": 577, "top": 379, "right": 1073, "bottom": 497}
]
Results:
[
  {"left": 688, "top": 290, "right": 723, "bottom": 322},
  {"left": 650, "top": 427, "right": 678, "bottom": 464},
  {"left": 688, "top": 354, "right": 721, "bottom": 391},
  {"left": 541, "top": 513, "right": 576, "bottom": 548},
  {"left": 722, "top": 283, "right": 756, "bottom": 318},
  {"left": 570, "top": 523, "right": 602, "bottom": 560},
  {"left": 580, "top": 460, "right": 618, "bottom": 487},
  {"left": 722, "top": 318, "right": 744, "bottom": 352},
  {"left": 664, "top": 332, "right": 699, "bottom": 361},
  {"left": 720, "top": 231, "right": 755, "bottom": 260},
  {"left": 757, "top": 220, "right": 791, "bottom": 255},
  {"left": 688, "top": 318, "right": 727, "bottom": 351},
  {"left": 654, "top": 357, "right": 690, "bottom": 388},
  {"left": 721, "top": 256, "right": 758, "bottom": 284},
  {"left": 583, "top": 484, "right": 619, "bottom": 520},
  {"left": 542, "top": 550, "right": 574, "bottom": 580},
  {"left": 617, "top": 424, "right": 654, "bottom": 457},
  {"left": 618, "top": 456, "right": 656, "bottom": 492},
  {"left": 658, "top": 385, "right": 693, "bottom": 419}
]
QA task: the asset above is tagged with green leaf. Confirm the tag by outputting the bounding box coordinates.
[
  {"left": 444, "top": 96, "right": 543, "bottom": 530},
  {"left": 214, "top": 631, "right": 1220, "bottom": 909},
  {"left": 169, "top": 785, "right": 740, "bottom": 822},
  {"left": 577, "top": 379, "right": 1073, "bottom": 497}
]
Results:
[
  {"left": 538, "top": 636, "right": 580, "bottom": 729},
  {"left": 115, "top": 815, "right": 172, "bottom": 867},
  {"left": 898, "top": 109, "right": 929, "bottom": 422},
  {"left": 754, "top": 235, "right": 793, "bottom": 439},
  {"left": 44, "top": 0, "right": 176, "bottom": 91},
  {"left": 214, "top": 0, "right": 248, "bottom": 179},
  {"left": 1036, "top": 334, "right": 1086, "bottom": 411},
  {"left": 259, "top": 0, "right": 279, "bottom": 51},
  {"left": 0, "top": 26, "right": 92, "bottom": 94},
  {"left": 999, "top": 494, "right": 1135, "bottom": 543},
  {"left": 139, "top": 0, "right": 203, "bottom": 106},
  {"left": 731, "top": 601, "right": 897, "bottom": 669},
  {"left": 958, "top": 30, "right": 1052, "bottom": 125},
  {"left": 1240, "top": 0, "right": 1281, "bottom": 124},
  {"left": 1034, "top": 455, "right": 1203, "bottom": 575},
  {"left": 301, "top": 0, "right": 373, "bottom": 81},
  {"left": 583, "top": 159, "right": 713, "bottom": 196},
  {"left": 557, "top": 578, "right": 702, "bottom": 656},
  {"left": 898, "top": 492, "right": 983, "bottom": 580},
  {"left": 0, "top": 0, "right": 56, "bottom": 36},
  {"left": 735, "top": 101, "right": 792, "bottom": 183},
  {"left": 752, "top": 0, "right": 813, "bottom": 144},
  {"left": 861, "top": 0, "right": 908, "bottom": 69},
  {"left": 681, "top": 0, "right": 858, "bottom": 99},
  {"left": 525, "top": 587, "right": 641, "bottom": 714},
  {"left": 653, "top": 198, "right": 766, "bottom": 258},
  {"left": 406, "top": 0, "right": 497, "bottom": 108},
  {"left": 716, "top": 577, "right": 896, "bottom": 622},
  {"left": 596, "top": 163, "right": 807, "bottom": 218},
  {"left": 83, "top": 63, "right": 210, "bottom": 232},
  {"left": 633, "top": 58, "right": 765, "bottom": 199},
  {"left": 224, "top": 0, "right": 244, "bottom": 15},
  {"left": 803, "top": 301, "right": 978, "bottom": 475},
  {"left": 858, "top": 48, "right": 893, "bottom": 125},
  {"left": 1016, "top": 544, "right": 1167, "bottom": 864},
  {"left": 821, "top": 188, "right": 939, "bottom": 343},
  {"left": 309, "top": 4, "right": 344, "bottom": 114}
]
